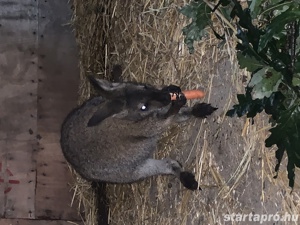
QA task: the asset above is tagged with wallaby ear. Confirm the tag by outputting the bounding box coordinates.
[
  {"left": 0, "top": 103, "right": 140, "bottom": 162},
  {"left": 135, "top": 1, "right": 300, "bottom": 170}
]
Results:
[
  {"left": 88, "top": 76, "right": 128, "bottom": 99},
  {"left": 87, "top": 100, "right": 124, "bottom": 127}
]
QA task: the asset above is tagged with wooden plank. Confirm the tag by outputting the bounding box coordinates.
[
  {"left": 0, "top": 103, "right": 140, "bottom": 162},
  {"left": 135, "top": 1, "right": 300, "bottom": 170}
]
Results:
[
  {"left": 0, "top": 219, "right": 83, "bottom": 225},
  {"left": 0, "top": 141, "right": 5, "bottom": 217},
  {"left": 35, "top": 0, "right": 81, "bottom": 221},
  {"left": 0, "top": 0, "right": 38, "bottom": 219},
  {"left": 0, "top": 0, "right": 80, "bottom": 221},
  {"left": 2, "top": 142, "right": 36, "bottom": 219}
]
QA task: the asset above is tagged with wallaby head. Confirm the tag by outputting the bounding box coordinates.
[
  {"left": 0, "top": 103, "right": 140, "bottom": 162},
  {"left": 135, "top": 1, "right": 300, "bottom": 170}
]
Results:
[
  {"left": 87, "top": 77, "right": 172, "bottom": 125},
  {"left": 61, "top": 73, "right": 217, "bottom": 190}
]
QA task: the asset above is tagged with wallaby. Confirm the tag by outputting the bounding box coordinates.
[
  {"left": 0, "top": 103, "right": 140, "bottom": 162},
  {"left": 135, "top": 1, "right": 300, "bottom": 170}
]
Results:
[{"left": 60, "top": 70, "right": 217, "bottom": 190}]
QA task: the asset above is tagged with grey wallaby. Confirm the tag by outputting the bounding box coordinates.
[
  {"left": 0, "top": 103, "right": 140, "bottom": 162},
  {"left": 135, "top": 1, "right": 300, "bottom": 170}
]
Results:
[{"left": 60, "top": 66, "right": 217, "bottom": 190}]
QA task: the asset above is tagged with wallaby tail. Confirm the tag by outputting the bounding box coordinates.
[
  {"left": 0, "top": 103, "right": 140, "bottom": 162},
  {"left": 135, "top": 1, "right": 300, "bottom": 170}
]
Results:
[{"left": 92, "top": 182, "right": 109, "bottom": 225}]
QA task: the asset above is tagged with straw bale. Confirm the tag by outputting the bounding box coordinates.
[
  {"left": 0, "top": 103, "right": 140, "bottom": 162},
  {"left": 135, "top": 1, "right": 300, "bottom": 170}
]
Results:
[{"left": 70, "top": 0, "right": 300, "bottom": 224}]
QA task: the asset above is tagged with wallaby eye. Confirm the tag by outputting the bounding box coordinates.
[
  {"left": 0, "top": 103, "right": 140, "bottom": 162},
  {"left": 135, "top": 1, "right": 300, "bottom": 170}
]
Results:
[{"left": 140, "top": 103, "right": 148, "bottom": 111}]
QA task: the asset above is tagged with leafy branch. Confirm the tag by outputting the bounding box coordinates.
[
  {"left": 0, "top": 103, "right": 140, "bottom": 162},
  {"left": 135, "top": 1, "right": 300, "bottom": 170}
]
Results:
[{"left": 180, "top": 0, "right": 300, "bottom": 189}]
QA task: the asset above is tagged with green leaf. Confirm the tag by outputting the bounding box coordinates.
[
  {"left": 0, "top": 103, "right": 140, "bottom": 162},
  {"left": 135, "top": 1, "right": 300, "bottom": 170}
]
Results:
[
  {"left": 258, "top": 7, "right": 300, "bottom": 52},
  {"left": 292, "top": 77, "right": 300, "bottom": 86},
  {"left": 227, "top": 87, "right": 265, "bottom": 118},
  {"left": 260, "top": 1, "right": 295, "bottom": 17},
  {"left": 249, "top": 0, "right": 263, "bottom": 18},
  {"left": 234, "top": 12, "right": 261, "bottom": 51},
  {"left": 296, "top": 30, "right": 300, "bottom": 59},
  {"left": 218, "top": 1, "right": 235, "bottom": 22},
  {"left": 226, "top": 88, "right": 285, "bottom": 119},
  {"left": 237, "top": 51, "right": 265, "bottom": 72},
  {"left": 180, "top": 1, "right": 212, "bottom": 53},
  {"left": 265, "top": 104, "right": 300, "bottom": 188},
  {"left": 273, "top": 144, "right": 285, "bottom": 179},
  {"left": 219, "top": 0, "right": 231, "bottom": 7},
  {"left": 295, "top": 56, "right": 300, "bottom": 72},
  {"left": 248, "top": 67, "right": 282, "bottom": 99}
]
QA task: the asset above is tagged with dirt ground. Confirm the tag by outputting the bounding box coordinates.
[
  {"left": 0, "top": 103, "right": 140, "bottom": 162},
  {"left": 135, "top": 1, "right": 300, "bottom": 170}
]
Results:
[{"left": 70, "top": 1, "right": 300, "bottom": 224}]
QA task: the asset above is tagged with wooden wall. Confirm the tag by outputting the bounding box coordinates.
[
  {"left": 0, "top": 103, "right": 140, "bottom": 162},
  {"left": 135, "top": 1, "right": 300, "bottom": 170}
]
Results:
[{"left": 0, "top": 0, "right": 81, "bottom": 224}]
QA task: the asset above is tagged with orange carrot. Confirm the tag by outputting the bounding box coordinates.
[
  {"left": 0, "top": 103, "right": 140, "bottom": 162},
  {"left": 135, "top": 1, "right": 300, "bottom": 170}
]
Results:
[{"left": 170, "top": 90, "right": 205, "bottom": 101}]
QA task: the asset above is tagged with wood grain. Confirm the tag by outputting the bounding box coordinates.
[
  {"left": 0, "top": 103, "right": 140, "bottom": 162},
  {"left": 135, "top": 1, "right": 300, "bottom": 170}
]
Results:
[{"left": 0, "top": 0, "right": 80, "bottom": 221}]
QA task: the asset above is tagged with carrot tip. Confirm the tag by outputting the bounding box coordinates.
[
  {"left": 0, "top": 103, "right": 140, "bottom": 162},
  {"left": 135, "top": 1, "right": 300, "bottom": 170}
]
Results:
[{"left": 170, "top": 90, "right": 205, "bottom": 101}]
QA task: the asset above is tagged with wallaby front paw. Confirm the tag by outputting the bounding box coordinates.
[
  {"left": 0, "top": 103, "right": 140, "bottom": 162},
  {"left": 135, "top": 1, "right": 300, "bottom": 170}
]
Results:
[
  {"left": 162, "top": 85, "right": 182, "bottom": 95},
  {"left": 163, "top": 85, "right": 186, "bottom": 102},
  {"left": 172, "top": 93, "right": 187, "bottom": 107},
  {"left": 192, "top": 103, "right": 217, "bottom": 118}
]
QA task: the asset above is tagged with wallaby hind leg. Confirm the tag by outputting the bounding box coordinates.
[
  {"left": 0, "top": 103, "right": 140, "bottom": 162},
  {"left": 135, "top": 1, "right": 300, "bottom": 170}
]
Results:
[{"left": 134, "top": 158, "right": 200, "bottom": 190}]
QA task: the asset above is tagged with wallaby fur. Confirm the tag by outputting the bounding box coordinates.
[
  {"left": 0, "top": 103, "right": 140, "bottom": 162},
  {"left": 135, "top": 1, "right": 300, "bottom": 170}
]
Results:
[{"left": 61, "top": 74, "right": 217, "bottom": 190}]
